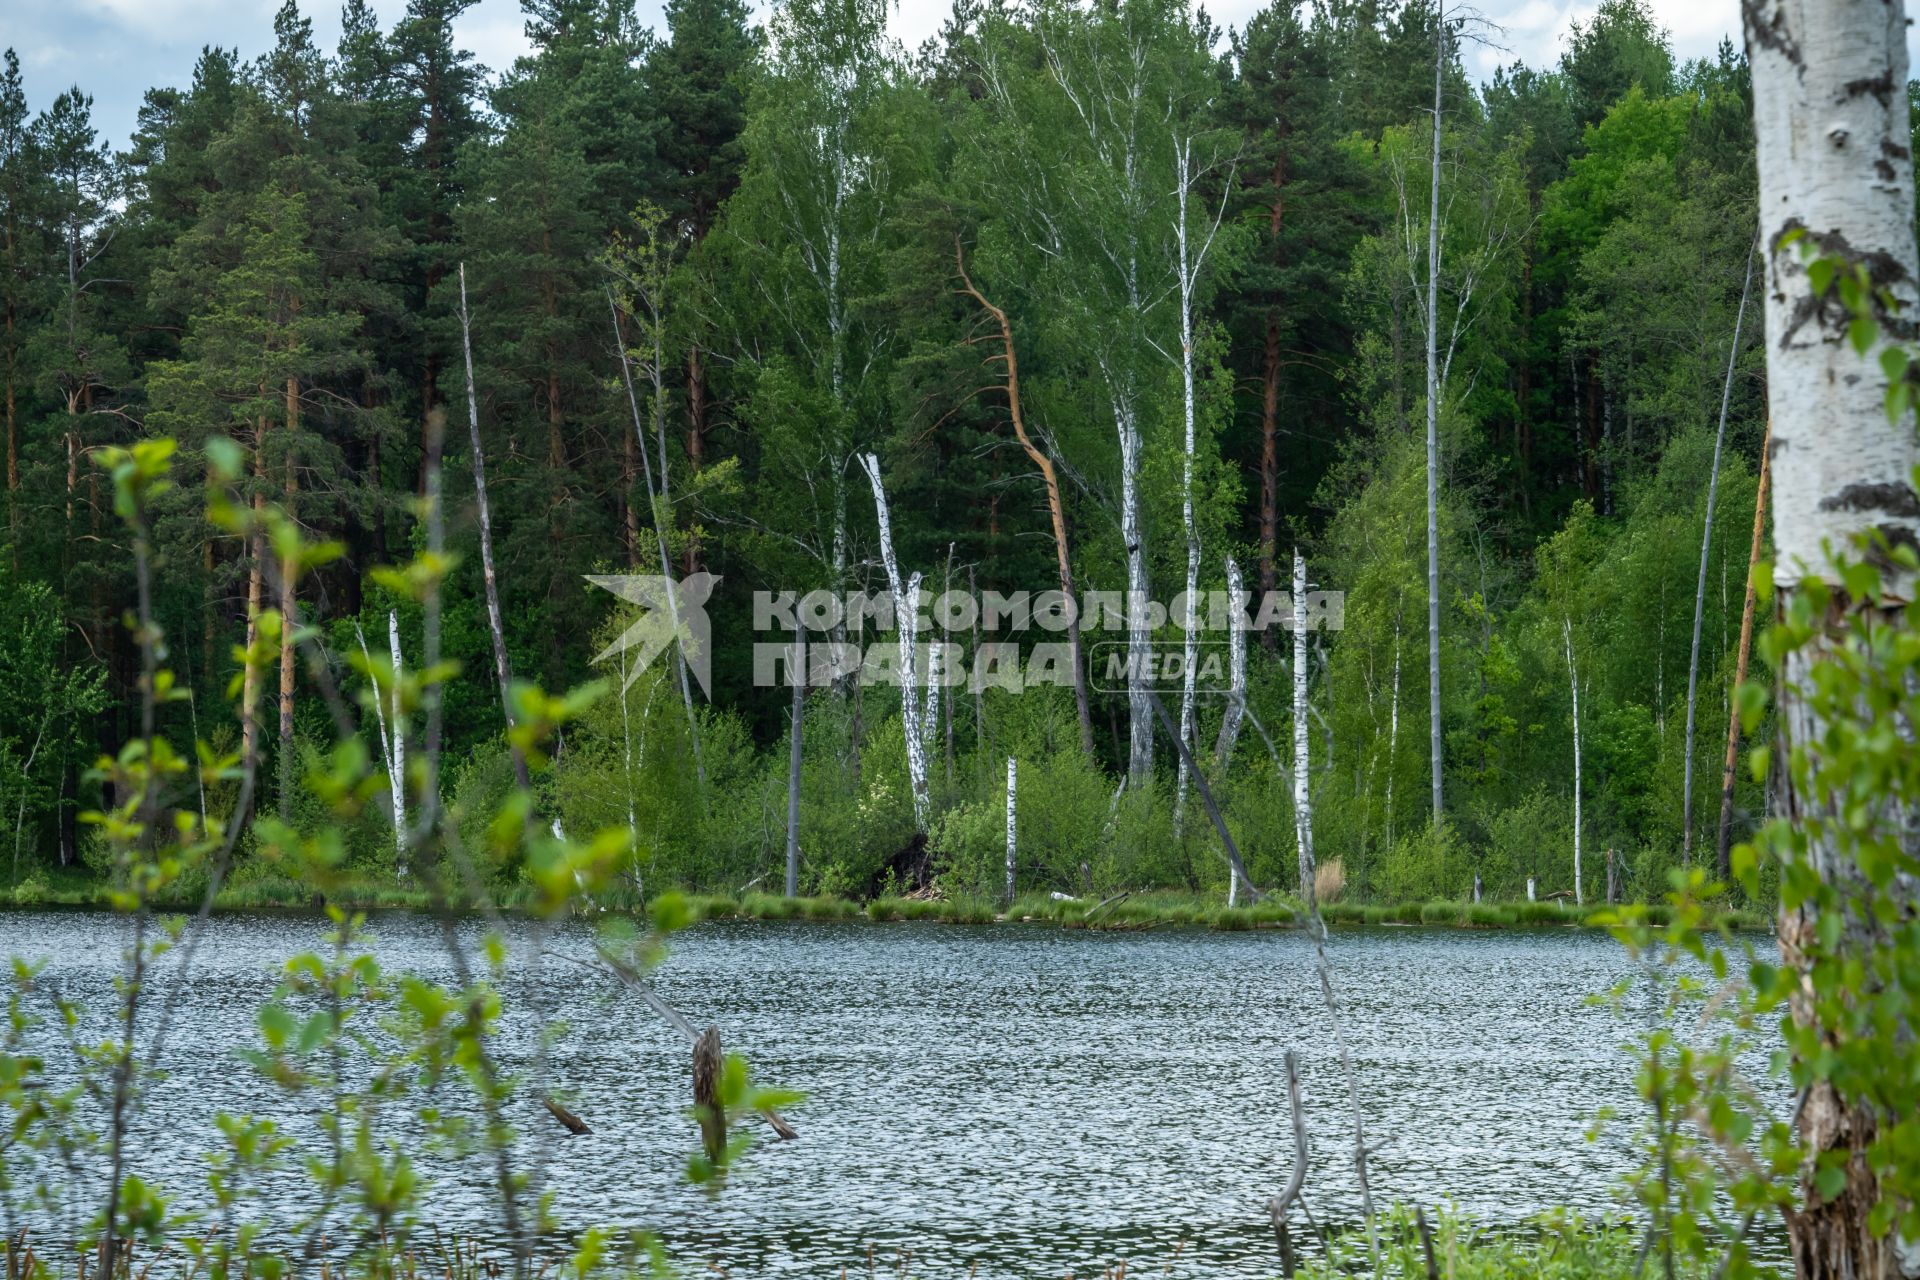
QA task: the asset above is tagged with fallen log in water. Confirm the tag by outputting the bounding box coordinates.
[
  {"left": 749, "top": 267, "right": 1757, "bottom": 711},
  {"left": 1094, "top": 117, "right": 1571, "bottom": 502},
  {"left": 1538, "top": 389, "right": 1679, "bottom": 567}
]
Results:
[{"left": 542, "top": 1097, "right": 592, "bottom": 1136}]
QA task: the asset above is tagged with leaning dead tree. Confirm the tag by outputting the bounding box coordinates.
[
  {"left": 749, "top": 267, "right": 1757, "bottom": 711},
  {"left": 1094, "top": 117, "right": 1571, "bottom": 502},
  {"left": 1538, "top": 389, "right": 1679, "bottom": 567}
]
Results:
[
  {"left": 1745, "top": 0, "right": 1920, "bottom": 1267},
  {"left": 1679, "top": 242, "right": 1756, "bottom": 865},
  {"left": 1715, "top": 420, "right": 1770, "bottom": 878},
  {"left": 955, "top": 245, "right": 1095, "bottom": 757}
]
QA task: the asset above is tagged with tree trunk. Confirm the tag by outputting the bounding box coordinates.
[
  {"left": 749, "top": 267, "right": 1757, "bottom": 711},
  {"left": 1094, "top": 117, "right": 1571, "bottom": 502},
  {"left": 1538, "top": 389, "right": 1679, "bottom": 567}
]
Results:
[
  {"left": 242, "top": 415, "right": 267, "bottom": 792},
  {"left": 1260, "top": 310, "right": 1281, "bottom": 649},
  {"left": 1293, "top": 550, "right": 1314, "bottom": 897},
  {"left": 859, "top": 452, "right": 929, "bottom": 829},
  {"left": 1174, "top": 142, "right": 1203, "bottom": 832},
  {"left": 1424, "top": 9, "right": 1446, "bottom": 827},
  {"left": 785, "top": 630, "right": 804, "bottom": 898},
  {"left": 278, "top": 375, "right": 299, "bottom": 825},
  {"left": 1214, "top": 555, "right": 1248, "bottom": 770},
  {"left": 1681, "top": 245, "right": 1757, "bottom": 865},
  {"left": 1118, "top": 392, "right": 1152, "bottom": 785},
  {"left": 457, "top": 264, "right": 532, "bottom": 792},
  {"left": 387, "top": 610, "right": 408, "bottom": 868},
  {"left": 685, "top": 343, "right": 707, "bottom": 574},
  {"left": 1717, "top": 421, "right": 1772, "bottom": 878},
  {"left": 1564, "top": 614, "right": 1583, "bottom": 907},
  {"left": 1746, "top": 0, "right": 1920, "bottom": 1266},
  {"left": 1004, "top": 755, "right": 1017, "bottom": 903},
  {"left": 954, "top": 249, "right": 1095, "bottom": 756}
]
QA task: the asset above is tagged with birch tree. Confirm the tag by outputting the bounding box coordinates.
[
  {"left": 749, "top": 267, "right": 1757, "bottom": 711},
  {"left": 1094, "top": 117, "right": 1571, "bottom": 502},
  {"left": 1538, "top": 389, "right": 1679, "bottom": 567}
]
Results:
[
  {"left": 860, "top": 451, "right": 929, "bottom": 829},
  {"left": 458, "top": 263, "right": 532, "bottom": 793},
  {"left": 1171, "top": 130, "right": 1238, "bottom": 829},
  {"left": 969, "top": 0, "right": 1220, "bottom": 784},
  {"left": 1364, "top": 48, "right": 1527, "bottom": 827},
  {"left": 1562, "top": 614, "right": 1582, "bottom": 905},
  {"left": 1744, "top": 0, "right": 1920, "bottom": 1266},
  {"left": 722, "top": 0, "right": 916, "bottom": 625}
]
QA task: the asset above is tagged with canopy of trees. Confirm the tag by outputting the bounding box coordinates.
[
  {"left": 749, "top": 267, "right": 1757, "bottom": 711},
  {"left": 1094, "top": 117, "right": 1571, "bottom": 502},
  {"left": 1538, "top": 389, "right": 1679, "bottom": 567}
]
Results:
[{"left": 0, "top": 0, "right": 1795, "bottom": 905}]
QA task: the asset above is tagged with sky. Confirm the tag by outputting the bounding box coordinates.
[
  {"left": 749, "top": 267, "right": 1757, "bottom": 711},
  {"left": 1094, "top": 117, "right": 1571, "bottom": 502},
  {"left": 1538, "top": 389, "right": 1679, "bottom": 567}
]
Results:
[{"left": 3, "top": 0, "right": 1755, "bottom": 156}]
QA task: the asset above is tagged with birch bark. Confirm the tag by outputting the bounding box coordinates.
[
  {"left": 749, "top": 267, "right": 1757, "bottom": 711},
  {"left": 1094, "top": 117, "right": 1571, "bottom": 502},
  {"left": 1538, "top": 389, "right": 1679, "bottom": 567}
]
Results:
[
  {"left": 1424, "top": 7, "right": 1446, "bottom": 826},
  {"left": 458, "top": 263, "right": 531, "bottom": 793},
  {"left": 1005, "top": 756, "right": 1017, "bottom": 903},
  {"left": 1564, "top": 614, "right": 1583, "bottom": 906},
  {"left": 1745, "top": 0, "right": 1920, "bottom": 1266},
  {"left": 860, "top": 452, "right": 929, "bottom": 829}
]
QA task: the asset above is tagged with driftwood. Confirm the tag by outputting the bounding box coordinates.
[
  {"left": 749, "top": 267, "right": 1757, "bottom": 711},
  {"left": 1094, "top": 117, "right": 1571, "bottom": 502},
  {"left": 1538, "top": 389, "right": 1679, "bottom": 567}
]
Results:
[
  {"left": 692, "top": 1025, "right": 725, "bottom": 1162},
  {"left": 542, "top": 1097, "right": 592, "bottom": 1136},
  {"left": 553, "top": 947, "right": 799, "bottom": 1140},
  {"left": 1415, "top": 1206, "right": 1439, "bottom": 1280},
  {"left": 1267, "top": 1049, "right": 1309, "bottom": 1277}
]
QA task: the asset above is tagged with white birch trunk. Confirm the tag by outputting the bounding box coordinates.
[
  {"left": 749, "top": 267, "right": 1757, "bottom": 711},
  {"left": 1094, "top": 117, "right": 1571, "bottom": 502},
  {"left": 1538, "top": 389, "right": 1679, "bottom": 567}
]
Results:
[
  {"left": 1117, "top": 394, "right": 1152, "bottom": 784},
  {"left": 1214, "top": 555, "right": 1248, "bottom": 769},
  {"left": 617, "top": 646, "right": 639, "bottom": 893},
  {"left": 386, "top": 609, "right": 408, "bottom": 868},
  {"left": 1005, "top": 755, "right": 1017, "bottom": 903},
  {"left": 458, "top": 264, "right": 530, "bottom": 792},
  {"left": 1385, "top": 618, "right": 1402, "bottom": 849},
  {"left": 1293, "top": 550, "right": 1314, "bottom": 898},
  {"left": 1424, "top": 11, "right": 1446, "bottom": 827},
  {"left": 786, "top": 631, "right": 805, "bottom": 898},
  {"left": 1564, "top": 614, "right": 1583, "bottom": 907},
  {"left": 1746, "top": 0, "right": 1920, "bottom": 1265},
  {"left": 355, "top": 620, "right": 406, "bottom": 867},
  {"left": 1174, "top": 137, "right": 1203, "bottom": 831},
  {"left": 860, "top": 452, "right": 929, "bottom": 829}
]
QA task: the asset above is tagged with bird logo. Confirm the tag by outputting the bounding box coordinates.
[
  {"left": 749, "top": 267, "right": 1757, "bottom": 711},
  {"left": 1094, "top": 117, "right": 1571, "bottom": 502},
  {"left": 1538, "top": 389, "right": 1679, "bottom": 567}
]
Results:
[{"left": 584, "top": 572, "right": 721, "bottom": 696}]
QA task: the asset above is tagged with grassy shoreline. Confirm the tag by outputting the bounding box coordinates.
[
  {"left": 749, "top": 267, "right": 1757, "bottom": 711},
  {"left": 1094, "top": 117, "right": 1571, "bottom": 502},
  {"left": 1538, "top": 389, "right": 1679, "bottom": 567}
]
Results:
[{"left": 3, "top": 870, "right": 1772, "bottom": 934}]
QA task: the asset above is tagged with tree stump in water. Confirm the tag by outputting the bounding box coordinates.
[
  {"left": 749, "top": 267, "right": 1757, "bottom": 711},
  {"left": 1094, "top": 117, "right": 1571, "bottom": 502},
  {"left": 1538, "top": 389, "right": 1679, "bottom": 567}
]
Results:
[{"left": 693, "top": 1024, "right": 726, "bottom": 1162}]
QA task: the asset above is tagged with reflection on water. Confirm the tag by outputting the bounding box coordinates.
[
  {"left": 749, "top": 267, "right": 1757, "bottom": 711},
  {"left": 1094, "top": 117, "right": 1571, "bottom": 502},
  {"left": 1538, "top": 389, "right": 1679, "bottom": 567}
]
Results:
[{"left": 3, "top": 911, "right": 1764, "bottom": 1276}]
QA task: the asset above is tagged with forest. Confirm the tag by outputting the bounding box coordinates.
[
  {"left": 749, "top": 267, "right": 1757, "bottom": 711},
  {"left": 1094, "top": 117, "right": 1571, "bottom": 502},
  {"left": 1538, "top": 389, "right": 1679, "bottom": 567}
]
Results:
[{"left": 0, "top": 0, "right": 1791, "bottom": 908}]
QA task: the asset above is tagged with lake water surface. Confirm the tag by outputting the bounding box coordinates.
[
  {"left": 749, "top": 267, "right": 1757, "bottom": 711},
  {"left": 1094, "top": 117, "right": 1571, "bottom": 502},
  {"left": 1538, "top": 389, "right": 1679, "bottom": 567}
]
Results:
[{"left": 2, "top": 911, "right": 1739, "bottom": 1276}]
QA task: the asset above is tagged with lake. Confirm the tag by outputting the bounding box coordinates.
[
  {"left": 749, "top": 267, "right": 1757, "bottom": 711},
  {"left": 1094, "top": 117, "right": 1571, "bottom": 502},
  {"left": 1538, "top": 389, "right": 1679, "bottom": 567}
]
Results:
[{"left": 1, "top": 911, "right": 1746, "bottom": 1276}]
